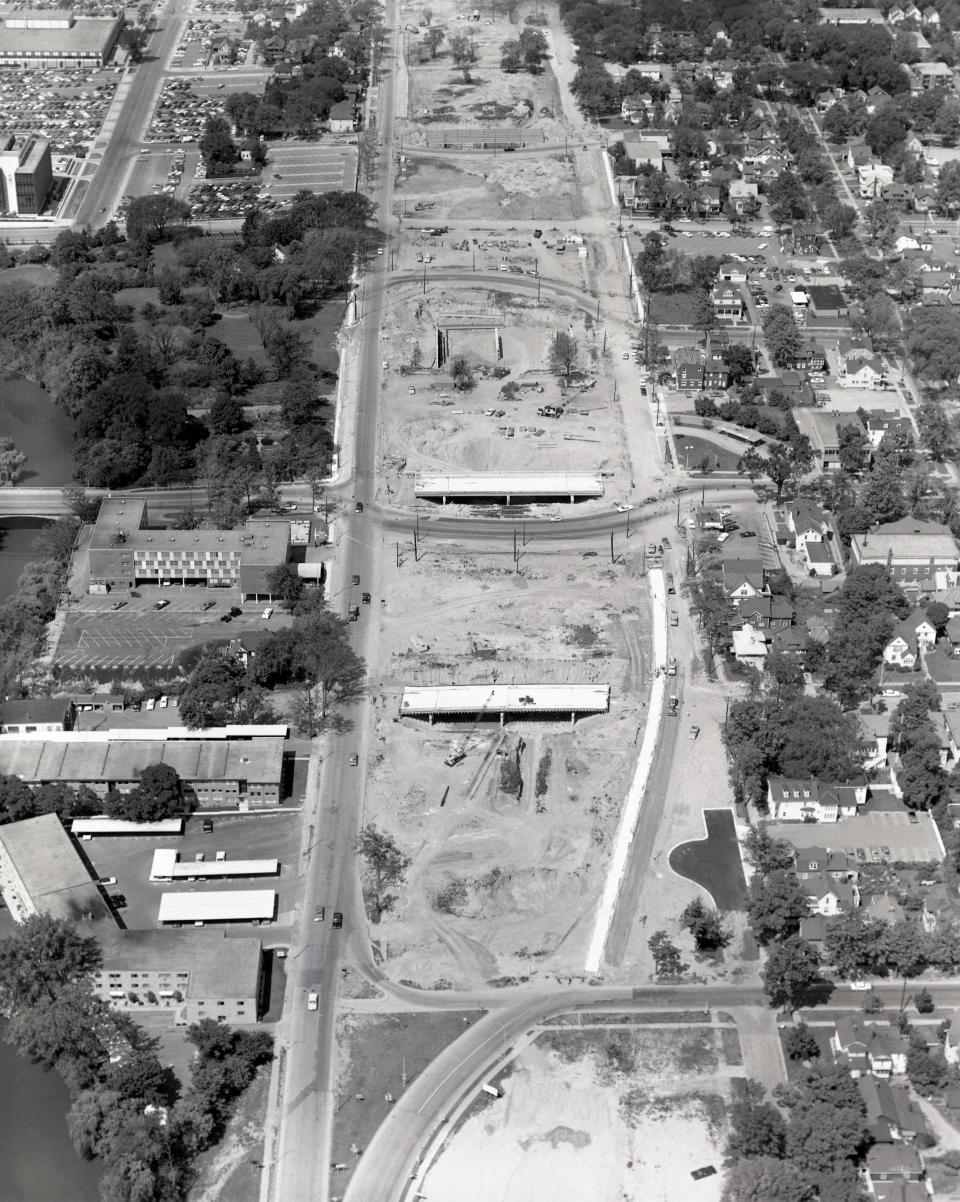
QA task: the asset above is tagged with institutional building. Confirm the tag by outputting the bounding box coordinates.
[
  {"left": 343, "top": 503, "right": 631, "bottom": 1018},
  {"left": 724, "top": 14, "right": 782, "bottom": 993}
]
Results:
[
  {"left": 0, "top": 9, "right": 122, "bottom": 67},
  {"left": 0, "top": 134, "right": 52, "bottom": 215},
  {"left": 0, "top": 813, "right": 115, "bottom": 924},
  {"left": 93, "top": 928, "right": 266, "bottom": 1024},
  {"left": 88, "top": 499, "right": 291, "bottom": 599},
  {"left": 0, "top": 726, "right": 287, "bottom": 809},
  {"left": 850, "top": 518, "right": 960, "bottom": 582}
]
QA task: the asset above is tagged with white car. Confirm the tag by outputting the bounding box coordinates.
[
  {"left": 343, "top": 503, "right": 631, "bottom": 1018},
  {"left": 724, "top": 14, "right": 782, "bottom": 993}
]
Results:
[
  {"left": 262, "top": 607, "right": 273, "bottom": 619},
  {"left": 307, "top": 991, "right": 319, "bottom": 1010},
  {"left": 616, "top": 503, "right": 634, "bottom": 512},
  {"left": 849, "top": 980, "right": 871, "bottom": 991}
]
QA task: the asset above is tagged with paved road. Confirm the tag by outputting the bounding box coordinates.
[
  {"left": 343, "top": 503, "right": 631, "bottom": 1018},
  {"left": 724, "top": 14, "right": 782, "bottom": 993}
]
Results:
[{"left": 75, "top": 0, "right": 188, "bottom": 229}]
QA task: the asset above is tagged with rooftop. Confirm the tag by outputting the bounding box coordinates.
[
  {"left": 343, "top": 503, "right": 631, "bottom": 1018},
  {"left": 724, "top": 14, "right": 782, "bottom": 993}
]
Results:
[
  {"left": 0, "top": 698, "right": 71, "bottom": 725},
  {"left": 157, "top": 890, "right": 277, "bottom": 922},
  {"left": 96, "top": 928, "right": 262, "bottom": 999},
  {"left": 0, "top": 15, "right": 120, "bottom": 55},
  {"left": 0, "top": 814, "right": 114, "bottom": 924}
]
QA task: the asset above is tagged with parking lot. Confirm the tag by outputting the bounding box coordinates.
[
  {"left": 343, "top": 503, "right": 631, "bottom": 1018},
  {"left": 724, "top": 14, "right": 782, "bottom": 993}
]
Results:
[
  {"left": 55, "top": 589, "right": 287, "bottom": 670},
  {"left": 0, "top": 67, "right": 119, "bottom": 157},
  {"left": 264, "top": 141, "right": 356, "bottom": 199},
  {"left": 767, "top": 810, "right": 945, "bottom": 864},
  {"left": 80, "top": 811, "right": 303, "bottom": 931},
  {"left": 187, "top": 178, "right": 279, "bottom": 219}
]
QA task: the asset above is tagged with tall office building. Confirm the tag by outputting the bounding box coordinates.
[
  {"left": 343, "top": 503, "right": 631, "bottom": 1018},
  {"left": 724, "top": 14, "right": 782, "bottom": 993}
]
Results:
[{"left": 0, "top": 134, "right": 52, "bottom": 215}]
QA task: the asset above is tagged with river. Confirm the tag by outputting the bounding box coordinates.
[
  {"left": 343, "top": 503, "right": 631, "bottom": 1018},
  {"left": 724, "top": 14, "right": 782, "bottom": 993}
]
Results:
[
  {"left": 0, "top": 1034, "right": 101, "bottom": 1201},
  {"left": 0, "top": 374, "right": 75, "bottom": 486}
]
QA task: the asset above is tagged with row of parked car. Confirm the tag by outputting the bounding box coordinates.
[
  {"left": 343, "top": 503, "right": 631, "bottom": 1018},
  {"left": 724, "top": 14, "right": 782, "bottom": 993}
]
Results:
[
  {"left": 188, "top": 179, "right": 278, "bottom": 218},
  {"left": 0, "top": 68, "right": 118, "bottom": 156},
  {"left": 147, "top": 79, "right": 233, "bottom": 143}
]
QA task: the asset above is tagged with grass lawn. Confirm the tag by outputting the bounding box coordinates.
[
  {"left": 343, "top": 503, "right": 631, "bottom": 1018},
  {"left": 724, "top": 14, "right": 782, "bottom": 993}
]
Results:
[
  {"left": 648, "top": 290, "right": 698, "bottom": 326},
  {"left": 332, "top": 1011, "right": 484, "bottom": 1193},
  {"left": 215, "top": 312, "right": 269, "bottom": 367},
  {"left": 669, "top": 808, "right": 748, "bottom": 911},
  {"left": 678, "top": 435, "right": 743, "bottom": 473}
]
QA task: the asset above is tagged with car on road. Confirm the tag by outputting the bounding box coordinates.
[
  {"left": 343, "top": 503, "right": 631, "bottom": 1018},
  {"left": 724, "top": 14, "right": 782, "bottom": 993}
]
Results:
[
  {"left": 349, "top": 753, "right": 359, "bottom": 766},
  {"left": 314, "top": 906, "right": 325, "bottom": 922},
  {"left": 667, "top": 656, "right": 677, "bottom": 675},
  {"left": 332, "top": 912, "right": 343, "bottom": 929},
  {"left": 153, "top": 599, "right": 170, "bottom": 610},
  {"left": 219, "top": 614, "right": 232, "bottom": 622},
  {"left": 352, "top": 574, "right": 360, "bottom": 586},
  {"left": 349, "top": 606, "right": 360, "bottom": 621},
  {"left": 201, "top": 600, "right": 215, "bottom": 611},
  {"left": 646, "top": 543, "right": 657, "bottom": 555},
  {"left": 849, "top": 980, "right": 870, "bottom": 991},
  {"left": 616, "top": 503, "right": 634, "bottom": 512},
  {"left": 307, "top": 991, "right": 319, "bottom": 1011},
  {"left": 362, "top": 592, "right": 371, "bottom": 604},
  {"left": 229, "top": 607, "right": 242, "bottom": 617},
  {"left": 202, "top": 819, "right": 214, "bottom": 833},
  {"left": 355, "top": 501, "right": 364, "bottom": 513},
  {"left": 262, "top": 607, "right": 273, "bottom": 619},
  {"left": 739, "top": 530, "right": 757, "bottom": 538},
  {"left": 109, "top": 894, "right": 127, "bottom": 909},
  {"left": 377, "top": 247, "right": 384, "bottom": 255},
  {"left": 111, "top": 600, "right": 126, "bottom": 610},
  {"left": 99, "top": 876, "right": 117, "bottom": 886},
  {"left": 621, "top": 351, "right": 630, "bottom": 359},
  {"left": 281, "top": 503, "right": 298, "bottom": 512}
]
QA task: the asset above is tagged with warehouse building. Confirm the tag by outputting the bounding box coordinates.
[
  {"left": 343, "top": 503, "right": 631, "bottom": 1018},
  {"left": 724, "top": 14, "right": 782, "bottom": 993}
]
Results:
[
  {"left": 93, "top": 928, "right": 266, "bottom": 1024},
  {"left": 150, "top": 849, "right": 279, "bottom": 880},
  {"left": 0, "top": 813, "right": 115, "bottom": 925},
  {"left": 0, "top": 726, "right": 287, "bottom": 809},
  {"left": 88, "top": 499, "right": 291, "bottom": 598},
  {"left": 158, "top": 890, "right": 277, "bottom": 925},
  {"left": 0, "top": 9, "right": 123, "bottom": 68}
]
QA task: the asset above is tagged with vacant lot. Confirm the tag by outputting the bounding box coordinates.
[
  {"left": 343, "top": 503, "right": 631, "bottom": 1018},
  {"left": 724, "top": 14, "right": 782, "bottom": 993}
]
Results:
[
  {"left": 332, "top": 1011, "right": 484, "bottom": 1196},
  {"left": 423, "top": 1025, "right": 738, "bottom": 1202}
]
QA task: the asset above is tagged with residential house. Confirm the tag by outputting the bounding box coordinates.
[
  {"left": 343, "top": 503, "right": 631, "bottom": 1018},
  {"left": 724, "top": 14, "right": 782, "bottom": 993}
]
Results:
[
  {"left": 770, "top": 626, "right": 809, "bottom": 663},
  {"left": 727, "top": 177, "right": 759, "bottom": 214},
  {"left": 820, "top": 6, "right": 886, "bottom": 23},
  {"left": 805, "top": 541, "right": 835, "bottom": 576},
  {"left": 672, "top": 346, "right": 706, "bottom": 390},
  {"left": 858, "top": 1076, "right": 931, "bottom": 1144},
  {"left": 260, "top": 32, "right": 285, "bottom": 61},
  {"left": 946, "top": 614, "right": 960, "bottom": 654},
  {"left": 810, "top": 409, "right": 868, "bottom": 470},
  {"left": 922, "top": 4, "right": 941, "bottom": 25},
  {"left": 859, "top": 163, "right": 896, "bottom": 197},
  {"left": 787, "top": 501, "right": 828, "bottom": 550},
  {"left": 799, "top": 914, "right": 827, "bottom": 949},
  {"left": 863, "top": 410, "right": 914, "bottom": 449},
  {"left": 815, "top": 86, "right": 844, "bottom": 112},
  {"left": 850, "top": 517, "right": 960, "bottom": 581},
  {"left": 723, "top": 557, "right": 766, "bottom": 601},
  {"left": 807, "top": 284, "right": 849, "bottom": 318},
  {"left": 731, "top": 622, "right": 768, "bottom": 666},
  {"left": 831, "top": 1018, "right": 911, "bottom": 1079},
  {"left": 920, "top": 268, "right": 955, "bottom": 295},
  {"left": 786, "top": 222, "right": 823, "bottom": 255},
  {"left": 881, "top": 182, "right": 916, "bottom": 210},
  {"left": 792, "top": 340, "right": 827, "bottom": 371},
  {"left": 327, "top": 100, "right": 355, "bottom": 133},
  {"left": 864, "top": 1145, "right": 927, "bottom": 1202},
  {"left": 620, "top": 94, "right": 647, "bottom": 124},
  {"left": 692, "top": 183, "right": 722, "bottom": 217},
  {"left": 883, "top": 611, "right": 937, "bottom": 668},
  {"left": 736, "top": 595, "right": 794, "bottom": 629},
  {"left": 804, "top": 871, "right": 860, "bottom": 915},
  {"left": 910, "top": 60, "right": 954, "bottom": 91},
  {"left": 622, "top": 135, "right": 664, "bottom": 171},
  {"left": 847, "top": 140, "right": 875, "bottom": 171},
  {"left": 767, "top": 776, "right": 868, "bottom": 822},
  {"left": 895, "top": 234, "right": 921, "bottom": 254},
  {"left": 794, "top": 846, "right": 858, "bottom": 881},
  {"left": 711, "top": 284, "right": 746, "bottom": 320},
  {"left": 942, "top": 1010, "right": 960, "bottom": 1065},
  {"left": 703, "top": 355, "right": 730, "bottom": 389},
  {"left": 717, "top": 261, "right": 747, "bottom": 284},
  {"left": 839, "top": 354, "right": 888, "bottom": 389},
  {"left": 0, "top": 699, "right": 75, "bottom": 735},
  {"left": 860, "top": 710, "right": 891, "bottom": 770}
]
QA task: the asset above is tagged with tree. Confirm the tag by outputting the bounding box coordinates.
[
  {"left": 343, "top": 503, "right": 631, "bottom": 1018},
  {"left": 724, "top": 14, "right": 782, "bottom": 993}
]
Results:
[
  {"left": 357, "top": 824, "right": 410, "bottom": 918},
  {"left": 447, "top": 33, "right": 477, "bottom": 71},
  {"left": 265, "top": 564, "right": 305, "bottom": 612},
  {"left": 861, "top": 452, "right": 908, "bottom": 524},
  {"left": 767, "top": 171, "right": 810, "bottom": 226},
  {"left": 0, "top": 437, "right": 26, "bottom": 485},
  {"left": 207, "top": 395, "right": 246, "bottom": 436},
  {"left": 449, "top": 354, "right": 475, "bottom": 392},
  {"left": 177, "top": 648, "right": 264, "bottom": 728},
  {"left": 762, "top": 936, "right": 820, "bottom": 1009},
  {"left": 679, "top": 897, "right": 731, "bottom": 950},
  {"left": 548, "top": 331, "right": 578, "bottom": 379},
  {"left": 784, "top": 1023, "right": 821, "bottom": 1062},
  {"left": 746, "top": 870, "right": 806, "bottom": 944},
  {"left": 906, "top": 308, "right": 960, "bottom": 382},
  {"left": 926, "top": 601, "right": 950, "bottom": 636},
  {"left": 836, "top": 423, "right": 868, "bottom": 474},
  {"left": 105, "top": 763, "right": 186, "bottom": 822},
  {"left": 739, "top": 441, "right": 812, "bottom": 503},
  {"left": 727, "top": 1082, "right": 787, "bottom": 1160},
  {"left": 647, "top": 930, "right": 687, "bottom": 977},
  {"left": 914, "top": 987, "right": 935, "bottom": 1014},
  {"left": 725, "top": 344, "right": 755, "bottom": 384},
  {"left": 785, "top": 1101, "right": 869, "bottom": 1175},
  {"left": 423, "top": 26, "right": 444, "bottom": 56},
  {"left": 199, "top": 115, "right": 238, "bottom": 172},
  {"left": 124, "top": 195, "right": 190, "bottom": 244},
  {"left": 906, "top": 1043, "right": 948, "bottom": 1092},
  {"left": 722, "top": 1156, "right": 815, "bottom": 1202},
  {"left": 878, "top": 921, "right": 930, "bottom": 979},
  {"left": 917, "top": 398, "right": 955, "bottom": 462},
  {"left": 743, "top": 826, "right": 795, "bottom": 875},
  {"left": 763, "top": 307, "right": 803, "bottom": 368},
  {"left": 691, "top": 291, "right": 716, "bottom": 332},
  {"left": 936, "top": 159, "right": 960, "bottom": 213},
  {"left": 823, "top": 913, "right": 886, "bottom": 979},
  {"left": 0, "top": 914, "right": 101, "bottom": 1007}
]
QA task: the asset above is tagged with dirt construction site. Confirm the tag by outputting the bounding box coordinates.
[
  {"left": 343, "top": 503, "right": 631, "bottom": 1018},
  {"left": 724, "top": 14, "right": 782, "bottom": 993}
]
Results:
[
  {"left": 375, "top": 284, "right": 634, "bottom": 510},
  {"left": 361, "top": 534, "right": 656, "bottom": 987},
  {"left": 422, "top": 1020, "right": 744, "bottom": 1202}
]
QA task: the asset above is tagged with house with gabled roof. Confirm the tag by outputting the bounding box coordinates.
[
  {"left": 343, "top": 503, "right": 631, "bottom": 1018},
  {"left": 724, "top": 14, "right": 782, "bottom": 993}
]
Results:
[
  {"left": 865, "top": 1145, "right": 927, "bottom": 1201},
  {"left": 723, "top": 557, "right": 766, "bottom": 601},
  {"left": 767, "top": 776, "right": 868, "bottom": 822},
  {"left": 839, "top": 354, "right": 888, "bottom": 389},
  {"left": 787, "top": 501, "right": 828, "bottom": 551},
  {"left": 922, "top": 4, "right": 941, "bottom": 25},
  {"left": 735, "top": 595, "right": 794, "bottom": 629},
  {"left": 858, "top": 1076, "right": 931, "bottom": 1144},
  {"left": 805, "top": 871, "right": 860, "bottom": 915},
  {"left": 832, "top": 1019, "right": 910, "bottom": 1079},
  {"left": 794, "top": 846, "right": 858, "bottom": 881},
  {"left": 883, "top": 611, "right": 937, "bottom": 668}
]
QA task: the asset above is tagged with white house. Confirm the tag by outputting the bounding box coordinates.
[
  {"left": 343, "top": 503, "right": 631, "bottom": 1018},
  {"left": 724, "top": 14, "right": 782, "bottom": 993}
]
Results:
[
  {"left": 767, "top": 775, "right": 868, "bottom": 822},
  {"left": 883, "top": 611, "right": 938, "bottom": 668},
  {"left": 732, "top": 623, "right": 768, "bottom": 666},
  {"left": 805, "top": 871, "right": 860, "bottom": 916},
  {"left": 840, "top": 354, "right": 887, "bottom": 389},
  {"left": 788, "top": 501, "right": 828, "bottom": 550}
]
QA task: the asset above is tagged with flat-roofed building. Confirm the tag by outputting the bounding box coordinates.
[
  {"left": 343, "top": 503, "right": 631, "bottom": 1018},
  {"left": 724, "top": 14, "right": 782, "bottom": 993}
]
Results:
[
  {"left": 150, "top": 849, "right": 279, "bottom": 880},
  {"left": 93, "top": 928, "right": 265, "bottom": 1024},
  {"left": 0, "top": 10, "right": 122, "bottom": 67},
  {"left": 850, "top": 517, "right": 960, "bottom": 581},
  {"left": 0, "top": 727, "right": 286, "bottom": 809},
  {"left": 87, "top": 499, "right": 291, "bottom": 599},
  {"left": 0, "top": 697, "right": 74, "bottom": 733},
  {"left": 157, "top": 890, "right": 277, "bottom": 925},
  {"left": 74, "top": 817, "right": 185, "bottom": 837},
  {"left": 414, "top": 473, "right": 604, "bottom": 504},
  {"left": 400, "top": 683, "right": 610, "bottom": 725},
  {"left": 0, "top": 813, "right": 115, "bottom": 925},
  {"left": 0, "top": 133, "right": 52, "bottom": 214}
]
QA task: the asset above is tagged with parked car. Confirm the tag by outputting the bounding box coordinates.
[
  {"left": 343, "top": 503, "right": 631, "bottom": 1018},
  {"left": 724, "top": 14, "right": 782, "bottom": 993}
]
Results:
[
  {"left": 362, "top": 592, "right": 371, "bottom": 604},
  {"left": 307, "top": 991, "right": 319, "bottom": 1011},
  {"left": 314, "top": 906, "right": 325, "bottom": 922},
  {"left": 99, "top": 876, "right": 117, "bottom": 886},
  {"left": 349, "top": 753, "right": 359, "bottom": 766},
  {"left": 332, "top": 912, "right": 343, "bottom": 929},
  {"left": 202, "top": 819, "right": 213, "bottom": 833},
  {"left": 153, "top": 599, "right": 170, "bottom": 610},
  {"left": 109, "top": 894, "right": 127, "bottom": 909},
  {"left": 201, "top": 600, "right": 216, "bottom": 611},
  {"left": 262, "top": 607, "right": 273, "bottom": 620}
]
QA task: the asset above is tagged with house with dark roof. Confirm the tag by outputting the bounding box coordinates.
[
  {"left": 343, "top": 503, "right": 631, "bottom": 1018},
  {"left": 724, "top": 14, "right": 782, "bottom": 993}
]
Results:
[
  {"left": 0, "top": 698, "right": 75, "bottom": 734},
  {"left": 803, "top": 870, "right": 860, "bottom": 915},
  {"left": 858, "top": 1076, "right": 931, "bottom": 1144},
  {"left": 882, "top": 611, "right": 937, "bottom": 669},
  {"left": 767, "top": 775, "right": 868, "bottom": 822},
  {"left": 839, "top": 354, "right": 888, "bottom": 389},
  {"left": 722, "top": 557, "right": 766, "bottom": 601},
  {"left": 672, "top": 346, "right": 705, "bottom": 390},
  {"left": 711, "top": 284, "right": 745, "bottom": 321},
  {"left": 864, "top": 1144, "right": 927, "bottom": 1202},
  {"left": 735, "top": 595, "right": 794, "bottom": 629},
  {"left": 805, "top": 541, "right": 835, "bottom": 576},
  {"left": 807, "top": 284, "right": 849, "bottom": 318},
  {"left": 794, "top": 847, "right": 858, "bottom": 880},
  {"left": 863, "top": 410, "right": 914, "bottom": 450},
  {"left": 832, "top": 1019, "right": 911, "bottom": 1079},
  {"left": 787, "top": 501, "right": 828, "bottom": 551}
]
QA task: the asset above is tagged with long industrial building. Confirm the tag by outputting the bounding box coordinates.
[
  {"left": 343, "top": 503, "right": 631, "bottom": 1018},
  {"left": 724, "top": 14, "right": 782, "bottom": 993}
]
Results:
[
  {"left": 93, "top": 928, "right": 265, "bottom": 1024},
  {"left": 88, "top": 499, "right": 291, "bottom": 599},
  {"left": 0, "top": 726, "right": 287, "bottom": 809},
  {"left": 0, "top": 813, "right": 115, "bottom": 925},
  {"left": 414, "top": 472, "right": 605, "bottom": 504},
  {"left": 158, "top": 890, "right": 277, "bottom": 925},
  {"left": 0, "top": 9, "right": 123, "bottom": 68},
  {"left": 150, "top": 850, "right": 279, "bottom": 881},
  {"left": 400, "top": 683, "right": 611, "bottom": 724}
]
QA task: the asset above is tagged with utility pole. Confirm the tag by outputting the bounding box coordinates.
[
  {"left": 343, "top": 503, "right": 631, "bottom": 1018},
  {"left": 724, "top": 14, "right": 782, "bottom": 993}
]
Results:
[
  {"left": 610, "top": 531, "right": 615, "bottom": 563},
  {"left": 513, "top": 528, "right": 517, "bottom": 560},
  {"left": 396, "top": 541, "right": 400, "bottom": 568}
]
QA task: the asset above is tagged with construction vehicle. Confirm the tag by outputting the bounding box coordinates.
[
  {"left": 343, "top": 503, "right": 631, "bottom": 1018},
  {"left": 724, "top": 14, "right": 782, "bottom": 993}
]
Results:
[
  {"left": 667, "top": 656, "right": 677, "bottom": 676},
  {"left": 537, "top": 405, "right": 564, "bottom": 418},
  {"left": 443, "top": 746, "right": 466, "bottom": 767}
]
